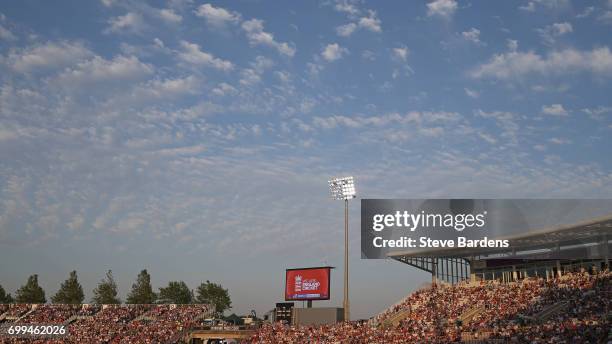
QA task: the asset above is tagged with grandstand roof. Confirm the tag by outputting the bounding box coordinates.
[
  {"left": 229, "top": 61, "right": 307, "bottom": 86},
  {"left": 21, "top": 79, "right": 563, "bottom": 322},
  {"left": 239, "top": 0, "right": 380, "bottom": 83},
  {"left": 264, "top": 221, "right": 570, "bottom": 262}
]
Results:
[{"left": 388, "top": 213, "right": 612, "bottom": 260}]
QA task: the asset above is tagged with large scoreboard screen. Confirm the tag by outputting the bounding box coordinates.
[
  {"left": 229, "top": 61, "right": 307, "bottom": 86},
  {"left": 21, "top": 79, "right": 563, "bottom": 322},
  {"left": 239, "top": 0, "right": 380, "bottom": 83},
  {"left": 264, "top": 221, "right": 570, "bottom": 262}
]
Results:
[{"left": 285, "top": 266, "right": 331, "bottom": 301}]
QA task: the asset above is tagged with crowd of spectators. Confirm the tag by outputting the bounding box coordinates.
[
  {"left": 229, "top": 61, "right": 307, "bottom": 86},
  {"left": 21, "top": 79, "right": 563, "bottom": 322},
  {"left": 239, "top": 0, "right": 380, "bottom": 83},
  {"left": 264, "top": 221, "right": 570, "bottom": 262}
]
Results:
[
  {"left": 66, "top": 304, "right": 152, "bottom": 343},
  {"left": 17, "top": 305, "right": 81, "bottom": 324},
  {"left": 0, "top": 304, "right": 211, "bottom": 344},
  {"left": 246, "top": 269, "right": 610, "bottom": 343},
  {"left": 485, "top": 271, "right": 610, "bottom": 343},
  {"left": 111, "top": 304, "right": 211, "bottom": 344},
  {"left": 3, "top": 304, "right": 31, "bottom": 318},
  {"left": 1, "top": 270, "right": 608, "bottom": 343}
]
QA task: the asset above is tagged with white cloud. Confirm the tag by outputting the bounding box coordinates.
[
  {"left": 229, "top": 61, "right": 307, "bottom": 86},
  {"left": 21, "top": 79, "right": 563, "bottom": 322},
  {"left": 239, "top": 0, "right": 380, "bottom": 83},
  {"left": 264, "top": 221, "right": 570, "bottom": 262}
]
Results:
[
  {"left": 130, "top": 76, "right": 199, "bottom": 100},
  {"left": 0, "top": 24, "right": 16, "bottom": 41},
  {"left": 336, "top": 11, "right": 382, "bottom": 37},
  {"left": 551, "top": 22, "right": 573, "bottom": 34},
  {"left": 471, "top": 47, "right": 612, "bottom": 80},
  {"left": 148, "top": 76, "right": 198, "bottom": 95},
  {"left": 475, "top": 109, "right": 515, "bottom": 122},
  {"left": 536, "top": 22, "right": 572, "bottom": 45},
  {"left": 105, "top": 76, "right": 200, "bottom": 107},
  {"left": 5, "top": 41, "right": 92, "bottom": 73},
  {"left": 427, "top": 0, "right": 458, "bottom": 19},
  {"left": 541, "top": 103, "right": 568, "bottom": 116},
  {"left": 105, "top": 12, "right": 145, "bottom": 34},
  {"left": 530, "top": 83, "right": 570, "bottom": 92},
  {"left": 241, "top": 19, "right": 295, "bottom": 57},
  {"left": 177, "top": 41, "right": 234, "bottom": 71},
  {"left": 275, "top": 70, "right": 291, "bottom": 83},
  {"left": 239, "top": 56, "right": 274, "bottom": 86},
  {"left": 362, "top": 50, "right": 376, "bottom": 61},
  {"left": 390, "top": 45, "right": 413, "bottom": 77},
  {"left": 474, "top": 109, "right": 520, "bottom": 144},
  {"left": 239, "top": 68, "right": 261, "bottom": 86},
  {"left": 55, "top": 55, "right": 153, "bottom": 85},
  {"left": 313, "top": 111, "right": 459, "bottom": 130},
  {"left": 321, "top": 43, "right": 348, "bottom": 62},
  {"left": 507, "top": 39, "right": 518, "bottom": 51},
  {"left": 336, "top": 23, "right": 357, "bottom": 37},
  {"left": 0, "top": 125, "right": 20, "bottom": 141},
  {"left": 358, "top": 10, "right": 382, "bottom": 32},
  {"left": 251, "top": 55, "right": 274, "bottom": 72},
  {"left": 534, "top": 144, "right": 547, "bottom": 151},
  {"left": 581, "top": 106, "right": 612, "bottom": 120},
  {"left": 153, "top": 38, "right": 165, "bottom": 48},
  {"left": 420, "top": 127, "right": 444, "bottom": 137},
  {"left": 194, "top": 3, "right": 241, "bottom": 26},
  {"left": 599, "top": 11, "right": 612, "bottom": 24},
  {"left": 464, "top": 88, "right": 480, "bottom": 98},
  {"left": 519, "top": 2, "right": 536, "bottom": 11},
  {"left": 158, "top": 8, "right": 182, "bottom": 24},
  {"left": 520, "top": 0, "right": 570, "bottom": 12},
  {"left": 212, "top": 82, "right": 238, "bottom": 96},
  {"left": 333, "top": 0, "right": 360, "bottom": 16},
  {"left": 576, "top": 6, "right": 594, "bottom": 18},
  {"left": 392, "top": 46, "right": 409, "bottom": 62},
  {"left": 307, "top": 62, "right": 324, "bottom": 76},
  {"left": 549, "top": 137, "right": 571, "bottom": 144},
  {"left": 461, "top": 28, "right": 482, "bottom": 45},
  {"left": 478, "top": 132, "right": 497, "bottom": 144}
]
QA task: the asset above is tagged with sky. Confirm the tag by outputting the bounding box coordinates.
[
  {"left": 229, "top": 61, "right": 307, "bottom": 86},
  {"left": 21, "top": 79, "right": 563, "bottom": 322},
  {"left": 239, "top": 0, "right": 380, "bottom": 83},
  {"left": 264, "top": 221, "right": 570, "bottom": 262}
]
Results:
[{"left": 0, "top": 0, "right": 611, "bottom": 319}]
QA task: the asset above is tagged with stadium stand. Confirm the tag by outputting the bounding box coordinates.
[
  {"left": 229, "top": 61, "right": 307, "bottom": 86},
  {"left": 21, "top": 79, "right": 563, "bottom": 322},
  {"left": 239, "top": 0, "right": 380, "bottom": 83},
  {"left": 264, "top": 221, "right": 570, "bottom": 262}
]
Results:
[
  {"left": 244, "top": 269, "right": 610, "bottom": 343},
  {"left": 0, "top": 271, "right": 608, "bottom": 343},
  {"left": 0, "top": 304, "right": 211, "bottom": 344}
]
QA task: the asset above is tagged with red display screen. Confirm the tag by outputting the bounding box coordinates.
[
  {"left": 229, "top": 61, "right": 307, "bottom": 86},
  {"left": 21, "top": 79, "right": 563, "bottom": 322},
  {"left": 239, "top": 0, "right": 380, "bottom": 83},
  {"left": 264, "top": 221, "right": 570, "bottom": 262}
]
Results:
[{"left": 285, "top": 267, "right": 331, "bottom": 301}]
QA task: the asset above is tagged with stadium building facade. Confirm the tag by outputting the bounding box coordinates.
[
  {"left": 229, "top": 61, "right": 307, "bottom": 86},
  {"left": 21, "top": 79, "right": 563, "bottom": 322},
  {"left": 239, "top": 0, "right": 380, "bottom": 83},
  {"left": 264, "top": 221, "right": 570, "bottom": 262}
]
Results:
[{"left": 389, "top": 214, "right": 611, "bottom": 284}]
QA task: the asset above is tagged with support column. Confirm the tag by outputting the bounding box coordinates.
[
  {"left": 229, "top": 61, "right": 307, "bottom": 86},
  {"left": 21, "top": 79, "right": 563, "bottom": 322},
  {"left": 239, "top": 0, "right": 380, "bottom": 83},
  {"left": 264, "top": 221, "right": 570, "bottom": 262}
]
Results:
[
  {"left": 343, "top": 199, "right": 349, "bottom": 322},
  {"left": 432, "top": 259, "right": 438, "bottom": 285},
  {"left": 604, "top": 234, "right": 609, "bottom": 270}
]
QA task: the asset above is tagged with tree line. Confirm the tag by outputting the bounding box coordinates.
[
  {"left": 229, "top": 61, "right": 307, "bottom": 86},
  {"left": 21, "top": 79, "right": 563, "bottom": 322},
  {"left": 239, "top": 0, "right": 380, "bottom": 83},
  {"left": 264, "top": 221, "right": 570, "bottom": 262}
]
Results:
[{"left": 0, "top": 270, "right": 231, "bottom": 316}]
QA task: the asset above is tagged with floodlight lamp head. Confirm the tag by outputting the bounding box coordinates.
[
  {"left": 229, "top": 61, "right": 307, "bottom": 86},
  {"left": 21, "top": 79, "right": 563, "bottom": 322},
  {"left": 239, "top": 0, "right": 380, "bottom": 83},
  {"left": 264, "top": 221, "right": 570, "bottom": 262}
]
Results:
[{"left": 328, "top": 176, "right": 356, "bottom": 200}]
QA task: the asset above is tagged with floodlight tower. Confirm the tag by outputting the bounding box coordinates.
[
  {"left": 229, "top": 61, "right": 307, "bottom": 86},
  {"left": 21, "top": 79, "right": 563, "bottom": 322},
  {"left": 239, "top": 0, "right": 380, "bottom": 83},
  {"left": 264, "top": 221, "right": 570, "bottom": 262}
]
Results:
[{"left": 328, "top": 176, "right": 356, "bottom": 322}]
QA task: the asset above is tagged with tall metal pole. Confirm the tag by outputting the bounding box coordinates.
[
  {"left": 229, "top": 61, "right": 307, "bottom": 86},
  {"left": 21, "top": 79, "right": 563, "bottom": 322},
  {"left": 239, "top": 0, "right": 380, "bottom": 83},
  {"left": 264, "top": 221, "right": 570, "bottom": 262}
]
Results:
[{"left": 343, "top": 198, "right": 350, "bottom": 321}]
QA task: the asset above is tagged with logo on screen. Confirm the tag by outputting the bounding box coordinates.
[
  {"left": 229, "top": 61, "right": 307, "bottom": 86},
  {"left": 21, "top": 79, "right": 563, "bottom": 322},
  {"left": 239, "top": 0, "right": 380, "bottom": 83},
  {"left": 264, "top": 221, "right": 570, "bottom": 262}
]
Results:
[
  {"left": 302, "top": 279, "right": 321, "bottom": 291},
  {"left": 294, "top": 275, "right": 321, "bottom": 292},
  {"left": 295, "top": 275, "right": 302, "bottom": 292}
]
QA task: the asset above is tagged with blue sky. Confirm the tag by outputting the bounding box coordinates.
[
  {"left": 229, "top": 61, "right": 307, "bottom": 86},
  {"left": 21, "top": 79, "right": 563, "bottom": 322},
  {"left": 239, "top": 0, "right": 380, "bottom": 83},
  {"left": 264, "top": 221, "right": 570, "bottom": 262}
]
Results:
[{"left": 0, "top": 0, "right": 611, "bottom": 319}]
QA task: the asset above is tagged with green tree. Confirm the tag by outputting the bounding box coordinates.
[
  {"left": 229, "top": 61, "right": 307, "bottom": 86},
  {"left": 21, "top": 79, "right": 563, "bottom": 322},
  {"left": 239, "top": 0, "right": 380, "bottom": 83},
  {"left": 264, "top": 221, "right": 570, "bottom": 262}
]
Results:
[
  {"left": 195, "top": 280, "right": 231, "bottom": 316},
  {"left": 126, "top": 269, "right": 156, "bottom": 304},
  {"left": 51, "top": 270, "right": 84, "bottom": 304},
  {"left": 92, "top": 270, "right": 121, "bottom": 304},
  {"left": 15, "top": 274, "right": 46, "bottom": 304},
  {"left": 158, "top": 281, "right": 192, "bottom": 304},
  {"left": 0, "top": 284, "right": 15, "bottom": 303}
]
